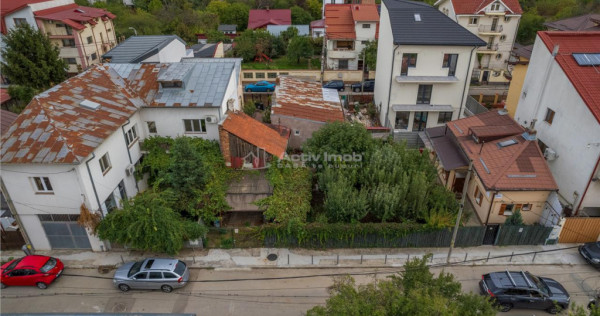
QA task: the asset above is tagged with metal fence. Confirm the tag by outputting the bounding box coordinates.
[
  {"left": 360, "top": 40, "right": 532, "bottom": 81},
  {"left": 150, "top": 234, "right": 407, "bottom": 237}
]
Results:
[
  {"left": 495, "top": 225, "right": 554, "bottom": 246},
  {"left": 464, "top": 96, "right": 488, "bottom": 117}
]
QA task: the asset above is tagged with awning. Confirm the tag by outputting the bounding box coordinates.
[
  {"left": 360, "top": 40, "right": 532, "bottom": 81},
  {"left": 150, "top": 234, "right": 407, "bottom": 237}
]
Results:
[
  {"left": 396, "top": 76, "right": 459, "bottom": 83},
  {"left": 425, "top": 126, "right": 469, "bottom": 171},
  {"left": 392, "top": 104, "right": 454, "bottom": 112}
]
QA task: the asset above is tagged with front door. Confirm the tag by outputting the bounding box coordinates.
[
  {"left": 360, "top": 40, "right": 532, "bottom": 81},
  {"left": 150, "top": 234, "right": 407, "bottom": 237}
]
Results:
[
  {"left": 483, "top": 224, "right": 499, "bottom": 245},
  {"left": 412, "top": 112, "right": 428, "bottom": 131},
  {"left": 453, "top": 177, "right": 465, "bottom": 193},
  {"left": 491, "top": 17, "right": 499, "bottom": 31}
]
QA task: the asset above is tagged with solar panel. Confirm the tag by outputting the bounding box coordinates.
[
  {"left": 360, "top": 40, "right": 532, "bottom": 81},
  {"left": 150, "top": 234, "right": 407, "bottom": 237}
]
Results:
[{"left": 573, "top": 53, "right": 600, "bottom": 66}]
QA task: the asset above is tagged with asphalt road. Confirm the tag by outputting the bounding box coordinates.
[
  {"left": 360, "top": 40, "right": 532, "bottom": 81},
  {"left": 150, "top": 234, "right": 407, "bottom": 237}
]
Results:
[{"left": 2, "top": 264, "right": 599, "bottom": 315}]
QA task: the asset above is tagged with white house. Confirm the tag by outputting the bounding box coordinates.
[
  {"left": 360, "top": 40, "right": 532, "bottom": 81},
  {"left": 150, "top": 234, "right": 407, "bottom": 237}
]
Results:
[
  {"left": 374, "top": 0, "right": 485, "bottom": 142},
  {"left": 434, "top": 0, "right": 522, "bottom": 84},
  {"left": 324, "top": 4, "right": 379, "bottom": 71},
  {"left": 0, "top": 59, "right": 243, "bottom": 251},
  {"left": 513, "top": 31, "right": 600, "bottom": 216},
  {"left": 102, "top": 35, "right": 193, "bottom": 63}
]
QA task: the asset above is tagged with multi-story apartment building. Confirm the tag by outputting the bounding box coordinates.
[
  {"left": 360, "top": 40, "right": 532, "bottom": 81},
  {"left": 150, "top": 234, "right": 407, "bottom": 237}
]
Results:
[
  {"left": 324, "top": 4, "right": 379, "bottom": 71},
  {"left": 435, "top": 0, "right": 522, "bottom": 84},
  {"left": 375, "top": 0, "right": 484, "bottom": 141},
  {"left": 0, "top": 0, "right": 116, "bottom": 74}
]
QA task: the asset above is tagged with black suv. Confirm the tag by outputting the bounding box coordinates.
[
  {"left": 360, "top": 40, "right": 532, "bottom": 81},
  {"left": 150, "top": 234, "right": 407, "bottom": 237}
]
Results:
[
  {"left": 480, "top": 271, "right": 570, "bottom": 314},
  {"left": 323, "top": 80, "right": 345, "bottom": 91},
  {"left": 351, "top": 80, "right": 375, "bottom": 92},
  {"left": 579, "top": 242, "right": 600, "bottom": 269}
]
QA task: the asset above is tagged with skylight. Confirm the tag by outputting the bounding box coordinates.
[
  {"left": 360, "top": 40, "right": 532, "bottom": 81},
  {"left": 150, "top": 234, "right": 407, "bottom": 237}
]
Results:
[
  {"left": 414, "top": 14, "right": 421, "bottom": 22},
  {"left": 497, "top": 139, "right": 518, "bottom": 148},
  {"left": 573, "top": 53, "right": 600, "bottom": 66},
  {"left": 79, "top": 99, "right": 100, "bottom": 110}
]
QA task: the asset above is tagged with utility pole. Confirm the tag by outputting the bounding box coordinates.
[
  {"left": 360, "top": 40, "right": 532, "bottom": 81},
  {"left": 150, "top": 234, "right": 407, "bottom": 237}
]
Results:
[{"left": 447, "top": 160, "right": 473, "bottom": 265}]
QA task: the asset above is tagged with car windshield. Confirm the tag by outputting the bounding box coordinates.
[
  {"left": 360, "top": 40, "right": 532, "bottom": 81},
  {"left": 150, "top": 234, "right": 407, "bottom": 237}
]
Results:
[
  {"left": 174, "top": 261, "right": 186, "bottom": 276},
  {"left": 128, "top": 261, "right": 143, "bottom": 277},
  {"left": 528, "top": 273, "right": 549, "bottom": 295},
  {"left": 3, "top": 258, "right": 22, "bottom": 272},
  {"left": 40, "top": 258, "right": 57, "bottom": 273}
]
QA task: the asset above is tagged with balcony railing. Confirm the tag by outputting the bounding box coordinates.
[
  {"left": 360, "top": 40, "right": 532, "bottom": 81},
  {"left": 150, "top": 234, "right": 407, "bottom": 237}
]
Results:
[
  {"left": 478, "top": 24, "right": 503, "bottom": 33},
  {"left": 478, "top": 43, "right": 499, "bottom": 52}
]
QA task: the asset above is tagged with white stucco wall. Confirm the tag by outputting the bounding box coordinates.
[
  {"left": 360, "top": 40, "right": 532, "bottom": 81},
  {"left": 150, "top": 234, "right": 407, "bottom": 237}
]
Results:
[
  {"left": 374, "top": 2, "right": 394, "bottom": 126},
  {"left": 514, "top": 35, "right": 600, "bottom": 211},
  {"left": 139, "top": 107, "right": 222, "bottom": 140},
  {"left": 143, "top": 40, "right": 187, "bottom": 63}
]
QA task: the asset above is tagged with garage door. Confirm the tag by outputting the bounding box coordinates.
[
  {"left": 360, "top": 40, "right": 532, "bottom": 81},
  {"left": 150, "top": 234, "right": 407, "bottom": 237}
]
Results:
[{"left": 39, "top": 214, "right": 91, "bottom": 249}]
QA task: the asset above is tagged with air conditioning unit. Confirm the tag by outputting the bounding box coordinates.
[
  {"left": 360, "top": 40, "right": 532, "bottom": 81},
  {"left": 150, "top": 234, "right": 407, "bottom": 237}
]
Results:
[
  {"left": 206, "top": 116, "right": 218, "bottom": 124},
  {"left": 544, "top": 147, "right": 558, "bottom": 161},
  {"left": 125, "top": 164, "right": 136, "bottom": 176}
]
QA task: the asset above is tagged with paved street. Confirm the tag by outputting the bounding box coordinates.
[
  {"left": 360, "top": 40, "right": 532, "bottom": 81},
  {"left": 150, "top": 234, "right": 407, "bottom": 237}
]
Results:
[{"left": 2, "top": 264, "right": 598, "bottom": 315}]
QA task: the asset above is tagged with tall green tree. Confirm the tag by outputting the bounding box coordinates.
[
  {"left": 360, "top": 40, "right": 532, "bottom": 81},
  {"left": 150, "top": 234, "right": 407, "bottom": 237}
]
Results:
[
  {"left": 303, "top": 122, "right": 373, "bottom": 168},
  {"left": 291, "top": 5, "right": 313, "bottom": 24},
  {"left": 96, "top": 190, "right": 207, "bottom": 255},
  {"left": 1, "top": 24, "right": 67, "bottom": 90},
  {"left": 307, "top": 255, "right": 497, "bottom": 315},
  {"left": 362, "top": 40, "right": 377, "bottom": 71},
  {"left": 287, "top": 36, "right": 313, "bottom": 63},
  {"left": 306, "top": 0, "right": 322, "bottom": 20},
  {"left": 517, "top": 9, "right": 545, "bottom": 44}
]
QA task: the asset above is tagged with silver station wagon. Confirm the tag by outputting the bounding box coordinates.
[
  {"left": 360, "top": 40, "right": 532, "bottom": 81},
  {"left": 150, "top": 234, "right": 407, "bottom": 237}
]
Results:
[{"left": 113, "top": 258, "right": 190, "bottom": 293}]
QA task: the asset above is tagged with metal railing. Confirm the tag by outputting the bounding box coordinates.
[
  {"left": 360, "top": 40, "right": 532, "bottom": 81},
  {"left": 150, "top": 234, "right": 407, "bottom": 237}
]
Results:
[
  {"left": 478, "top": 24, "right": 503, "bottom": 33},
  {"left": 464, "top": 96, "right": 488, "bottom": 117},
  {"left": 479, "top": 43, "right": 499, "bottom": 51}
]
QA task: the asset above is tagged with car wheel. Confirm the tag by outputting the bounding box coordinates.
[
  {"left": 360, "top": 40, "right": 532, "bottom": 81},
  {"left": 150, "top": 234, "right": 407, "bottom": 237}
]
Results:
[
  {"left": 547, "top": 306, "right": 562, "bottom": 314},
  {"left": 118, "top": 284, "right": 130, "bottom": 292},
  {"left": 354, "top": 88, "right": 360, "bottom": 92},
  {"left": 498, "top": 302, "right": 512, "bottom": 312},
  {"left": 36, "top": 282, "right": 48, "bottom": 289},
  {"left": 1, "top": 282, "right": 6, "bottom": 289},
  {"left": 161, "top": 285, "right": 173, "bottom": 293}
]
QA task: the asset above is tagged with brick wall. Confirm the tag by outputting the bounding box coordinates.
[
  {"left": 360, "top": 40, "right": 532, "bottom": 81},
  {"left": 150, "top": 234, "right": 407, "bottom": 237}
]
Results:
[{"left": 218, "top": 125, "right": 232, "bottom": 166}]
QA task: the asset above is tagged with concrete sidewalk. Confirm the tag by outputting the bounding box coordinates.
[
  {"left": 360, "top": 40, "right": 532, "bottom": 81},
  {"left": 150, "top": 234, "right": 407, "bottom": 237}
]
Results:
[{"left": 0, "top": 244, "right": 587, "bottom": 269}]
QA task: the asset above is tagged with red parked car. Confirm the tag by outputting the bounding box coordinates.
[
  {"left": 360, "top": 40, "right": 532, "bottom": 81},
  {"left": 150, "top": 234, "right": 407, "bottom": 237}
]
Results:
[{"left": 1, "top": 255, "right": 64, "bottom": 289}]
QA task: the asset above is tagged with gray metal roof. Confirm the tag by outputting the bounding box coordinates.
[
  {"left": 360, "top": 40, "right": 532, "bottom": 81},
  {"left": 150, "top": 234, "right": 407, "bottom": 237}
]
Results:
[
  {"left": 218, "top": 24, "right": 237, "bottom": 32},
  {"left": 191, "top": 44, "right": 217, "bottom": 58},
  {"left": 266, "top": 25, "right": 310, "bottom": 36},
  {"left": 383, "top": 0, "right": 486, "bottom": 46},
  {"left": 102, "top": 35, "right": 186, "bottom": 63}
]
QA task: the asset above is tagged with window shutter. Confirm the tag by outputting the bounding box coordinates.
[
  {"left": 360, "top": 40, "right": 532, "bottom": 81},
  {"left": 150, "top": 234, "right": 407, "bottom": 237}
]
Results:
[{"left": 499, "top": 204, "right": 506, "bottom": 215}]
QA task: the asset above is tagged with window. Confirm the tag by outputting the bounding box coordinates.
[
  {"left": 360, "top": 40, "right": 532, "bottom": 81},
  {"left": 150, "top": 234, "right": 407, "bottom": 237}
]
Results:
[
  {"left": 361, "top": 40, "right": 368, "bottom": 45},
  {"left": 544, "top": 108, "right": 555, "bottom": 124},
  {"left": 437, "top": 111, "right": 453, "bottom": 124},
  {"left": 133, "top": 272, "right": 147, "bottom": 280},
  {"left": 495, "top": 53, "right": 502, "bottom": 60},
  {"left": 91, "top": 53, "right": 97, "bottom": 60},
  {"left": 362, "top": 23, "right": 371, "bottom": 28},
  {"left": 474, "top": 187, "right": 483, "bottom": 206},
  {"left": 338, "top": 59, "right": 349, "bottom": 69},
  {"left": 395, "top": 112, "right": 410, "bottom": 130},
  {"left": 32, "top": 177, "right": 53, "bottom": 193},
  {"left": 243, "top": 73, "right": 253, "bottom": 79},
  {"left": 416, "top": 85, "right": 432, "bottom": 104},
  {"left": 87, "top": 36, "right": 93, "bottom": 44},
  {"left": 99, "top": 153, "right": 111, "bottom": 174},
  {"left": 61, "top": 39, "right": 75, "bottom": 47},
  {"left": 504, "top": 16, "right": 511, "bottom": 22},
  {"left": 442, "top": 54, "right": 458, "bottom": 76},
  {"left": 183, "top": 119, "right": 206, "bottom": 133},
  {"left": 149, "top": 272, "right": 162, "bottom": 279},
  {"left": 256, "top": 72, "right": 265, "bottom": 79},
  {"left": 500, "top": 35, "right": 506, "bottom": 41},
  {"left": 267, "top": 72, "right": 277, "bottom": 78},
  {"left": 63, "top": 58, "right": 77, "bottom": 64},
  {"left": 491, "top": 2, "right": 500, "bottom": 11},
  {"left": 125, "top": 124, "right": 138, "bottom": 146},
  {"left": 56, "top": 23, "right": 65, "bottom": 27},
  {"left": 401, "top": 53, "right": 417, "bottom": 76},
  {"left": 13, "top": 18, "right": 27, "bottom": 26},
  {"left": 161, "top": 81, "right": 182, "bottom": 88},
  {"left": 335, "top": 40, "right": 353, "bottom": 50},
  {"left": 146, "top": 121, "right": 157, "bottom": 134},
  {"left": 522, "top": 203, "right": 532, "bottom": 211},
  {"left": 294, "top": 130, "right": 300, "bottom": 136},
  {"left": 469, "top": 17, "right": 479, "bottom": 25},
  {"left": 163, "top": 272, "right": 177, "bottom": 278},
  {"left": 499, "top": 203, "right": 515, "bottom": 216}
]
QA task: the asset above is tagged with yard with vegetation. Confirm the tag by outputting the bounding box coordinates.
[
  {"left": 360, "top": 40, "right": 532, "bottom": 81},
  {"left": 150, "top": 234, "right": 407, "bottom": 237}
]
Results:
[{"left": 242, "top": 56, "right": 321, "bottom": 70}]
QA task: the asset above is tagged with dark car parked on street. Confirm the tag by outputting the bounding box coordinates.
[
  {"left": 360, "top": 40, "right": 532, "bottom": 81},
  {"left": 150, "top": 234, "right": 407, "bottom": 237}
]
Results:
[
  {"left": 579, "top": 242, "right": 600, "bottom": 268},
  {"left": 323, "top": 80, "right": 345, "bottom": 91},
  {"left": 351, "top": 80, "right": 375, "bottom": 92},
  {"left": 479, "top": 270, "right": 570, "bottom": 314}
]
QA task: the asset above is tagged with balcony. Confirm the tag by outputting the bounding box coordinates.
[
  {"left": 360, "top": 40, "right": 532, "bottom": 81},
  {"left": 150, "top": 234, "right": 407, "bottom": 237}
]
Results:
[
  {"left": 478, "top": 44, "right": 498, "bottom": 54},
  {"left": 478, "top": 24, "right": 503, "bottom": 35},
  {"left": 483, "top": 8, "right": 506, "bottom": 15},
  {"left": 328, "top": 49, "right": 358, "bottom": 59}
]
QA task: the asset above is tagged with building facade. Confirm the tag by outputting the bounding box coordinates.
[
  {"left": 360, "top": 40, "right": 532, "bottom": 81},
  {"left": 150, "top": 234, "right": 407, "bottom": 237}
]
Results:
[{"left": 435, "top": 0, "right": 522, "bottom": 84}]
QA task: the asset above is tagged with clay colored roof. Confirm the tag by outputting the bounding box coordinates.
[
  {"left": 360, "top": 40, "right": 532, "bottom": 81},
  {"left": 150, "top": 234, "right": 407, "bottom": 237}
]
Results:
[
  {"left": 34, "top": 4, "right": 115, "bottom": 31},
  {"left": 446, "top": 111, "right": 557, "bottom": 191},
  {"left": 273, "top": 77, "right": 344, "bottom": 123},
  {"left": 310, "top": 19, "right": 325, "bottom": 28},
  {"left": 325, "top": 4, "right": 379, "bottom": 40},
  {"left": 443, "top": 0, "right": 522, "bottom": 15},
  {"left": 538, "top": 31, "right": 600, "bottom": 124},
  {"left": 1, "top": 65, "right": 141, "bottom": 164},
  {"left": 248, "top": 9, "right": 291, "bottom": 29},
  {"left": 0, "top": 0, "right": 49, "bottom": 34},
  {"left": 0, "top": 89, "right": 11, "bottom": 104},
  {"left": 1, "top": 110, "right": 18, "bottom": 136},
  {"left": 544, "top": 14, "right": 600, "bottom": 32},
  {"left": 222, "top": 111, "right": 288, "bottom": 159}
]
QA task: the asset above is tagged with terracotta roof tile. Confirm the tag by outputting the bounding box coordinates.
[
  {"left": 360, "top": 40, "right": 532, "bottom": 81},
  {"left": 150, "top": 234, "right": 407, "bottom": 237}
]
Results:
[
  {"left": 222, "top": 111, "right": 289, "bottom": 158},
  {"left": 350, "top": 4, "right": 379, "bottom": 21},
  {"left": 446, "top": 111, "right": 557, "bottom": 191},
  {"left": 248, "top": 9, "right": 291, "bottom": 29},
  {"left": 34, "top": 4, "right": 115, "bottom": 31},
  {"left": 0, "top": 65, "right": 141, "bottom": 164},
  {"left": 0, "top": 89, "right": 11, "bottom": 104},
  {"left": 1, "top": 109, "right": 18, "bottom": 136},
  {"left": 325, "top": 5, "right": 355, "bottom": 39},
  {"left": 447, "top": 0, "right": 522, "bottom": 15},
  {"left": 273, "top": 77, "right": 344, "bottom": 123},
  {"left": 537, "top": 31, "right": 600, "bottom": 124}
]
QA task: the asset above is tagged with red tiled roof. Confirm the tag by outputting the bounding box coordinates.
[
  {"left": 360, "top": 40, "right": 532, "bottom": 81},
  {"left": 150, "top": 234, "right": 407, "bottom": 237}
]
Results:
[
  {"left": 222, "top": 111, "right": 289, "bottom": 159},
  {"left": 248, "top": 9, "right": 291, "bottom": 30},
  {"left": 447, "top": 0, "right": 523, "bottom": 15},
  {"left": 538, "top": 31, "right": 600, "bottom": 124},
  {"left": 34, "top": 4, "right": 115, "bottom": 31},
  {"left": 0, "top": 65, "right": 140, "bottom": 164},
  {"left": 325, "top": 4, "right": 379, "bottom": 40},
  {"left": 1, "top": 109, "right": 18, "bottom": 136},
  {"left": 273, "top": 76, "right": 344, "bottom": 123},
  {"left": 310, "top": 19, "right": 325, "bottom": 28},
  {"left": 446, "top": 111, "right": 557, "bottom": 191},
  {"left": 0, "top": 89, "right": 11, "bottom": 104},
  {"left": 0, "top": 0, "right": 51, "bottom": 34}
]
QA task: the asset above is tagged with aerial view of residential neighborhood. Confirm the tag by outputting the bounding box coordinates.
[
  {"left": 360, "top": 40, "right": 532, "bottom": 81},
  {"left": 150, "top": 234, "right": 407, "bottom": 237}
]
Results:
[{"left": 0, "top": 0, "right": 599, "bottom": 314}]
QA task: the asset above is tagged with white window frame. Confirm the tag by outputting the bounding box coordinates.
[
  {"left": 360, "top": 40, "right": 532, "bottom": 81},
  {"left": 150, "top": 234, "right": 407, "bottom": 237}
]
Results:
[
  {"left": 491, "top": 2, "right": 501, "bottom": 11},
  {"left": 294, "top": 130, "right": 301, "bottom": 136},
  {"left": 32, "top": 177, "right": 53, "bottom": 193},
  {"left": 183, "top": 119, "right": 207, "bottom": 133},
  {"left": 362, "top": 23, "right": 371, "bottom": 29},
  {"left": 99, "top": 153, "right": 112, "bottom": 174},
  {"left": 125, "top": 124, "right": 138, "bottom": 146},
  {"left": 469, "top": 17, "right": 479, "bottom": 25}
]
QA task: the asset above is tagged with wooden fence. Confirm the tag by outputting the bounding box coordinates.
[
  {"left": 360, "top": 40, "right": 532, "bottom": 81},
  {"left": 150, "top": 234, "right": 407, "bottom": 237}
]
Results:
[{"left": 558, "top": 217, "right": 600, "bottom": 243}]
